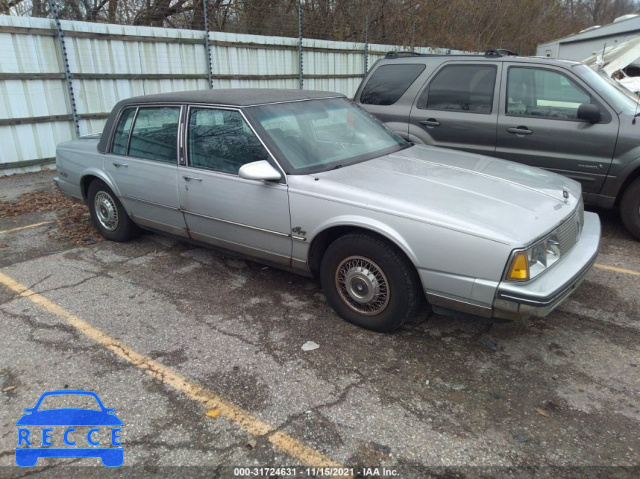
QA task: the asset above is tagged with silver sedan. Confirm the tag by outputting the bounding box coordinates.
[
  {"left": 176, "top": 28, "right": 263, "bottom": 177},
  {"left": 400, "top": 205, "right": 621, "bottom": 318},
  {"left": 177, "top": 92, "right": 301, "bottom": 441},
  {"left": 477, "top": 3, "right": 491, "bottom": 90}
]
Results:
[{"left": 54, "top": 89, "right": 600, "bottom": 332}]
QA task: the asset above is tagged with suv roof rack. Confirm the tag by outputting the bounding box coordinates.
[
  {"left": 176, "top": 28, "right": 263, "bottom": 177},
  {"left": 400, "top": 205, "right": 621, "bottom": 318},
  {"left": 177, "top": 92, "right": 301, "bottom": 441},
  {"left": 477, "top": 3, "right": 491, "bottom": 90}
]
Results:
[
  {"left": 385, "top": 51, "right": 426, "bottom": 58},
  {"left": 385, "top": 49, "right": 519, "bottom": 59},
  {"left": 484, "top": 48, "right": 518, "bottom": 57}
]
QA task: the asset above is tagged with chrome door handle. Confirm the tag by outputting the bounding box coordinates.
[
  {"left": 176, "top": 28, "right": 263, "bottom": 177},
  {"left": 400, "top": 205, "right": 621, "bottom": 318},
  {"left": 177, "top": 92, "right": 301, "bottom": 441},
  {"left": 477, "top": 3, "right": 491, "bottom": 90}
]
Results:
[
  {"left": 112, "top": 162, "right": 128, "bottom": 168},
  {"left": 420, "top": 119, "right": 441, "bottom": 127},
  {"left": 182, "top": 175, "right": 202, "bottom": 182},
  {"left": 507, "top": 127, "right": 533, "bottom": 135}
]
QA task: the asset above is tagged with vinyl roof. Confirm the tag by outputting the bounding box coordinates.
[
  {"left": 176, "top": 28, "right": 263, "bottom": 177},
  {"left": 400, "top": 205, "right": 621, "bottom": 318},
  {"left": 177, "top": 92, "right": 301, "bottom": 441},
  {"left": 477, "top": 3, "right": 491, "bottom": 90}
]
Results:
[
  {"left": 117, "top": 88, "right": 343, "bottom": 107},
  {"left": 97, "top": 89, "right": 343, "bottom": 153}
]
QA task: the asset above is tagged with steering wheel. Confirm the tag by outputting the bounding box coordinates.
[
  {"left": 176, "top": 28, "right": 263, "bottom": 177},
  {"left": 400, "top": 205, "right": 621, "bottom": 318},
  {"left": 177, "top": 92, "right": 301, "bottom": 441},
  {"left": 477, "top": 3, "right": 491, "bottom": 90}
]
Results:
[{"left": 336, "top": 129, "right": 356, "bottom": 144}]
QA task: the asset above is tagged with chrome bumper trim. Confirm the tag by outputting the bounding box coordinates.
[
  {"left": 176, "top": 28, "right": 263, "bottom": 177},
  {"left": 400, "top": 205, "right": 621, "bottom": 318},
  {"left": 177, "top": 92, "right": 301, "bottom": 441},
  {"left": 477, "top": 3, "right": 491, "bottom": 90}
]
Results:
[
  {"left": 426, "top": 292, "right": 493, "bottom": 318},
  {"left": 493, "top": 212, "right": 600, "bottom": 318},
  {"left": 496, "top": 256, "right": 597, "bottom": 307}
]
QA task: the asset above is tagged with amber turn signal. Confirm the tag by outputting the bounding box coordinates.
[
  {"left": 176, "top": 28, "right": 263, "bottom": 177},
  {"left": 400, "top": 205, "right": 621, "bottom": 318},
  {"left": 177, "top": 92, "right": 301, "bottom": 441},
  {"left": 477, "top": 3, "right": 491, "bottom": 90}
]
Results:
[{"left": 508, "top": 252, "right": 529, "bottom": 280}]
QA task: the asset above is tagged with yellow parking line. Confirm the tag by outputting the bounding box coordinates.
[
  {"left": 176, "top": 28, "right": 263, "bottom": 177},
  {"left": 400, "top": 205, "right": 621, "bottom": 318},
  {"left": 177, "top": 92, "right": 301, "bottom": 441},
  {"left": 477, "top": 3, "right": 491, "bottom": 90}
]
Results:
[
  {"left": 594, "top": 263, "right": 640, "bottom": 277},
  {"left": 0, "top": 271, "right": 342, "bottom": 468},
  {"left": 0, "top": 221, "right": 55, "bottom": 235}
]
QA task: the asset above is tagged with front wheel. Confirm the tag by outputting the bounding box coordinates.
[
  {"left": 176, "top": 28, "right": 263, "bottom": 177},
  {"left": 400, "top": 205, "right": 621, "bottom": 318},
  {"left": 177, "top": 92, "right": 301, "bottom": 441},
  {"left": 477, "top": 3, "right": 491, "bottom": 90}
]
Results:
[
  {"left": 320, "top": 233, "right": 423, "bottom": 332},
  {"left": 88, "top": 179, "right": 141, "bottom": 242},
  {"left": 620, "top": 178, "right": 640, "bottom": 240}
]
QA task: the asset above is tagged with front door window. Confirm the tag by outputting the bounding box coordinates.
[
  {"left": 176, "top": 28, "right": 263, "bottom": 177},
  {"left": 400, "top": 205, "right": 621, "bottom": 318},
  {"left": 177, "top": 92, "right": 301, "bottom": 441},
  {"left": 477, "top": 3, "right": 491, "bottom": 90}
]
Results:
[
  {"left": 506, "top": 67, "right": 593, "bottom": 120},
  {"left": 187, "top": 108, "right": 269, "bottom": 174}
]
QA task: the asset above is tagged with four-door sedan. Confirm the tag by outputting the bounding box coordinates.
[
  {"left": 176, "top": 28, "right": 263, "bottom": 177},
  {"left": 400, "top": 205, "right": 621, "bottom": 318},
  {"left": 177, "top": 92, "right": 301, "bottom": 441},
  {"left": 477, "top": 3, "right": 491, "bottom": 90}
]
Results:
[{"left": 54, "top": 89, "right": 600, "bottom": 332}]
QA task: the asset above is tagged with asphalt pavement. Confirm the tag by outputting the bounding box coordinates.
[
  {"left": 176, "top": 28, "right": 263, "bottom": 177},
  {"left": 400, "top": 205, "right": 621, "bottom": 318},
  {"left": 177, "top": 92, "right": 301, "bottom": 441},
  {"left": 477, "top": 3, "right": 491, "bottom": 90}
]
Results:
[{"left": 0, "top": 170, "right": 638, "bottom": 478}]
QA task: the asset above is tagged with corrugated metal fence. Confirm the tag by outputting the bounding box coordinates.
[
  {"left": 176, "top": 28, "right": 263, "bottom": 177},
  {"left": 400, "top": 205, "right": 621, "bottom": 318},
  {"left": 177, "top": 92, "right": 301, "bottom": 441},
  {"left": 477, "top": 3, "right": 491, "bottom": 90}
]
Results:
[{"left": 0, "top": 14, "right": 464, "bottom": 175}]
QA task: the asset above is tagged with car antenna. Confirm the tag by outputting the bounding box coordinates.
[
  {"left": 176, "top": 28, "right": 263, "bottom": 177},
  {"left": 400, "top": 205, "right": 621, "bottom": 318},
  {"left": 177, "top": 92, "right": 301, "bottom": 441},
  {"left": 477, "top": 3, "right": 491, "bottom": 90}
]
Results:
[{"left": 633, "top": 91, "right": 640, "bottom": 125}]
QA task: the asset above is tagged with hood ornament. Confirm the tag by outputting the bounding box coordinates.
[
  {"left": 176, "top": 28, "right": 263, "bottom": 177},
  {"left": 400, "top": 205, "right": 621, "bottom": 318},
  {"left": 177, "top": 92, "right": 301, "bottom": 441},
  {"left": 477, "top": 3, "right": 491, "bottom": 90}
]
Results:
[{"left": 562, "top": 189, "right": 569, "bottom": 204}]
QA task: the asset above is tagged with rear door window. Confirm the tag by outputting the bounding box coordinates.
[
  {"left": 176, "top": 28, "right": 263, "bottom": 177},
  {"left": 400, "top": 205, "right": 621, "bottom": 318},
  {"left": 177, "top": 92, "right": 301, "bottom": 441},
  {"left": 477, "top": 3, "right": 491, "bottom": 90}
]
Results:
[
  {"left": 128, "top": 107, "right": 181, "bottom": 163},
  {"left": 111, "top": 108, "right": 136, "bottom": 155},
  {"left": 418, "top": 64, "right": 497, "bottom": 113},
  {"left": 360, "top": 64, "right": 425, "bottom": 105}
]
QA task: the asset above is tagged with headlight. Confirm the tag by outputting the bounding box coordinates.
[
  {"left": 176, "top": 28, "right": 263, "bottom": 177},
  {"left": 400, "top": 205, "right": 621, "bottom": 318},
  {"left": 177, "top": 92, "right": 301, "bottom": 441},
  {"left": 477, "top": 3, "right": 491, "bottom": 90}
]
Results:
[
  {"left": 506, "top": 231, "right": 562, "bottom": 281},
  {"left": 506, "top": 199, "right": 584, "bottom": 282}
]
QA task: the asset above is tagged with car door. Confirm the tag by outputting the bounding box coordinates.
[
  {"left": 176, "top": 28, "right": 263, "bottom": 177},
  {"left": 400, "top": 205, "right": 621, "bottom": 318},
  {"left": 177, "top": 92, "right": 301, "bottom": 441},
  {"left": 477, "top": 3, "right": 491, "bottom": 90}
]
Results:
[
  {"left": 104, "top": 105, "right": 188, "bottom": 237},
  {"left": 495, "top": 64, "right": 618, "bottom": 194},
  {"left": 409, "top": 62, "right": 501, "bottom": 154},
  {"left": 178, "top": 106, "right": 291, "bottom": 266}
]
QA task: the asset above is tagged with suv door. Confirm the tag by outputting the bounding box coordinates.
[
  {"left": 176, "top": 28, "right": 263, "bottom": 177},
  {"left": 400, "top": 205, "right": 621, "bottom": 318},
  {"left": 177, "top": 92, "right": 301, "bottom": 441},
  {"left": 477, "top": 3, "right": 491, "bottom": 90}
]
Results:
[
  {"left": 105, "top": 105, "right": 188, "bottom": 237},
  {"left": 178, "top": 106, "right": 291, "bottom": 266},
  {"left": 409, "top": 62, "right": 501, "bottom": 155},
  {"left": 495, "top": 64, "right": 618, "bottom": 194}
]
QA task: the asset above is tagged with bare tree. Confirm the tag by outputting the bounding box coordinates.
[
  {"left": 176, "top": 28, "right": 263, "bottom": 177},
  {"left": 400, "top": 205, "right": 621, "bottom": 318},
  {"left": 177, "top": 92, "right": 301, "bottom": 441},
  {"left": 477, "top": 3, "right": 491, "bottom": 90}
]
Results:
[{"left": 4, "top": 0, "right": 639, "bottom": 55}]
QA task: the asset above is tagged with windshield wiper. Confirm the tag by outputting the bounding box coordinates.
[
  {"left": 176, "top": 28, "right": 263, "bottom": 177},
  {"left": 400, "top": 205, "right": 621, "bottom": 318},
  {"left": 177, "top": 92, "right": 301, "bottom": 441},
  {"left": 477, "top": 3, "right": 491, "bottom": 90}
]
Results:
[{"left": 332, "top": 164, "right": 343, "bottom": 170}]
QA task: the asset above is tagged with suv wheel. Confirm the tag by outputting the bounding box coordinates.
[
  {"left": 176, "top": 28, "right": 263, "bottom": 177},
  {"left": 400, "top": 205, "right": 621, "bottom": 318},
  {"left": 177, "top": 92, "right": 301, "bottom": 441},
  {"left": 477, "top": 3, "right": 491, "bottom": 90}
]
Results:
[{"left": 620, "top": 178, "right": 640, "bottom": 240}]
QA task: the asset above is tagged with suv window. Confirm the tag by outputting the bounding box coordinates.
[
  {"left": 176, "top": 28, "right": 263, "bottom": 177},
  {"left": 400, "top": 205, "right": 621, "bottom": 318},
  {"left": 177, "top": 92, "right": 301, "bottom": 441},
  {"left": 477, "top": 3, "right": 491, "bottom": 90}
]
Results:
[
  {"left": 128, "top": 107, "right": 180, "bottom": 163},
  {"left": 418, "top": 64, "right": 497, "bottom": 113},
  {"left": 188, "top": 108, "right": 269, "bottom": 174},
  {"left": 360, "top": 64, "right": 425, "bottom": 105},
  {"left": 507, "top": 67, "right": 592, "bottom": 120},
  {"left": 111, "top": 108, "right": 136, "bottom": 155}
]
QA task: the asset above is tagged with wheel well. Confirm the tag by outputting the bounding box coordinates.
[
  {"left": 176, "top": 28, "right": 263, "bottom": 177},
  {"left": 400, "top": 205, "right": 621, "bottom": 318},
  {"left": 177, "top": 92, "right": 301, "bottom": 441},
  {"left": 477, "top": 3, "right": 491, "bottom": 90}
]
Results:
[
  {"left": 307, "top": 225, "right": 415, "bottom": 278},
  {"left": 615, "top": 167, "right": 640, "bottom": 207},
  {"left": 80, "top": 175, "right": 99, "bottom": 201}
]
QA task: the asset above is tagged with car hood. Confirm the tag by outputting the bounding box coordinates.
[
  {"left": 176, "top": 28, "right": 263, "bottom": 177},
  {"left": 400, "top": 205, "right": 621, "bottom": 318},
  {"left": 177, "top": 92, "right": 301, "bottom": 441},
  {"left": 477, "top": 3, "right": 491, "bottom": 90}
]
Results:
[
  {"left": 310, "top": 145, "right": 582, "bottom": 245},
  {"left": 16, "top": 409, "right": 123, "bottom": 426}
]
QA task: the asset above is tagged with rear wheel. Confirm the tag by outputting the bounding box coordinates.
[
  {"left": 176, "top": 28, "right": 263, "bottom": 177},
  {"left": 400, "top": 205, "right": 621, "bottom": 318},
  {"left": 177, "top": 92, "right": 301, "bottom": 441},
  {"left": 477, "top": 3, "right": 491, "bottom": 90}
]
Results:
[
  {"left": 88, "top": 179, "right": 141, "bottom": 242},
  {"left": 620, "top": 178, "right": 640, "bottom": 240},
  {"left": 320, "top": 233, "right": 423, "bottom": 332}
]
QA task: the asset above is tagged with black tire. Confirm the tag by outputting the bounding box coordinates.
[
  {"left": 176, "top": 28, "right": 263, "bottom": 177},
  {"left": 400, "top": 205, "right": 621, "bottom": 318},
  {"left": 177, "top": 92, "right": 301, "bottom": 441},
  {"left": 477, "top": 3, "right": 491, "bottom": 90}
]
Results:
[
  {"left": 320, "top": 233, "right": 423, "bottom": 332},
  {"left": 620, "top": 178, "right": 640, "bottom": 240},
  {"left": 87, "top": 179, "right": 141, "bottom": 242}
]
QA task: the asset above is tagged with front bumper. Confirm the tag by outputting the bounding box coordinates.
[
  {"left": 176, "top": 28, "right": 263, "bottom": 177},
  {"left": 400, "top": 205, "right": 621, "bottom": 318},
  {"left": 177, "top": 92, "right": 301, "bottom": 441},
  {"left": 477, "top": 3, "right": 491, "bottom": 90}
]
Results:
[{"left": 493, "top": 211, "right": 600, "bottom": 319}]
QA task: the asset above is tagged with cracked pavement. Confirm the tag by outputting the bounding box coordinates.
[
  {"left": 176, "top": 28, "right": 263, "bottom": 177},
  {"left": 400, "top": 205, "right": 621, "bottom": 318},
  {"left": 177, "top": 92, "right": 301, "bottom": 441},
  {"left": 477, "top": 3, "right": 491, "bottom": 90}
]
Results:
[{"left": 0, "top": 171, "right": 639, "bottom": 478}]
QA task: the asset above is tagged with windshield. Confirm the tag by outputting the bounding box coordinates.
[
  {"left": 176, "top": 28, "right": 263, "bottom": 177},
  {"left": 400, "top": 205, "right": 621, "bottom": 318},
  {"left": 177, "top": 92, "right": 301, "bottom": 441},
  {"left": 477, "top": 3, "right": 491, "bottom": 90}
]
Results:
[
  {"left": 247, "top": 97, "right": 407, "bottom": 174},
  {"left": 575, "top": 64, "right": 640, "bottom": 113}
]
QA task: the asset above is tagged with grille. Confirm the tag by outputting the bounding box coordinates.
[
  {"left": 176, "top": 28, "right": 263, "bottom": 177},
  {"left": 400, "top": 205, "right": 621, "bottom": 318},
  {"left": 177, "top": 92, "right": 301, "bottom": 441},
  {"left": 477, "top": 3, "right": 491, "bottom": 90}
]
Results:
[{"left": 555, "top": 202, "right": 584, "bottom": 256}]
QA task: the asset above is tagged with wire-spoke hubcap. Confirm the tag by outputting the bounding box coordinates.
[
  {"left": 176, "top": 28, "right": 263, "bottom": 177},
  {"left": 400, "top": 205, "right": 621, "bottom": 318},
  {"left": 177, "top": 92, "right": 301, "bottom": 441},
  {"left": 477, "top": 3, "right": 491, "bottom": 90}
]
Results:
[
  {"left": 335, "top": 256, "right": 390, "bottom": 315},
  {"left": 94, "top": 191, "right": 119, "bottom": 232}
]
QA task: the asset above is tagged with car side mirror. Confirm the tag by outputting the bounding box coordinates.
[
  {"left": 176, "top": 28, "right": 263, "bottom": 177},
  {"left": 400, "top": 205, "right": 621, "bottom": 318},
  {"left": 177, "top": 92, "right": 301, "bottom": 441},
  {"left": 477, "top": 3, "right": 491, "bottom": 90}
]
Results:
[
  {"left": 577, "top": 104, "right": 601, "bottom": 123},
  {"left": 238, "top": 160, "right": 282, "bottom": 182}
]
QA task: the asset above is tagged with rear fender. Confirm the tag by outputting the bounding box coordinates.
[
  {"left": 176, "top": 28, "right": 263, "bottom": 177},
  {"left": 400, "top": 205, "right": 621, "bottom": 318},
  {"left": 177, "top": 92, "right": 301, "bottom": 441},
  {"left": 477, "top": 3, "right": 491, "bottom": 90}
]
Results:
[{"left": 80, "top": 168, "right": 132, "bottom": 216}]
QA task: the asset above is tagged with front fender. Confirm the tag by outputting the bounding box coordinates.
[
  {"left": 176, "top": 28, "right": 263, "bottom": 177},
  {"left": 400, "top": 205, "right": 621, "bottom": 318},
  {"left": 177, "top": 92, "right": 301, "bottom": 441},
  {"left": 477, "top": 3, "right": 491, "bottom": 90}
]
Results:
[
  {"left": 309, "top": 215, "right": 420, "bottom": 266},
  {"left": 601, "top": 153, "right": 640, "bottom": 199}
]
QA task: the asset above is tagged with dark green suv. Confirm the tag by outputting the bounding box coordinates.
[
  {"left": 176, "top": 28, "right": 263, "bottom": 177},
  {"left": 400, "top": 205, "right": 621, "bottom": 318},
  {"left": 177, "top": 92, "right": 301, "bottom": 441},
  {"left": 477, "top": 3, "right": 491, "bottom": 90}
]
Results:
[{"left": 355, "top": 51, "right": 640, "bottom": 240}]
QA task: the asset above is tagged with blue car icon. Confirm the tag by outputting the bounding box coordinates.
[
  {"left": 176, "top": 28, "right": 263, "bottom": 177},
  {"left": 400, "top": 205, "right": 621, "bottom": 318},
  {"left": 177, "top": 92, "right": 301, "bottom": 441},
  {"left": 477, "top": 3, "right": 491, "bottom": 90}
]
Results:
[{"left": 16, "top": 390, "right": 123, "bottom": 467}]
